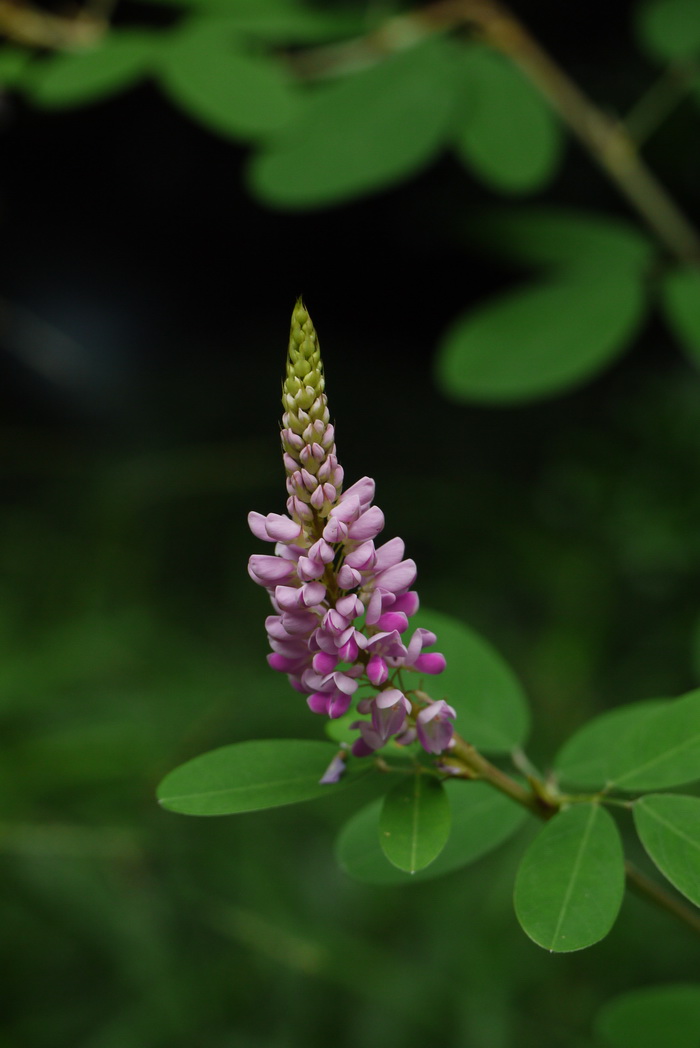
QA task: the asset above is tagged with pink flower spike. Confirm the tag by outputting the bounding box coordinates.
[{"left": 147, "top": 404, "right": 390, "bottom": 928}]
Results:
[
  {"left": 307, "top": 692, "right": 331, "bottom": 715},
  {"left": 414, "top": 652, "right": 447, "bottom": 674},
  {"left": 416, "top": 701, "right": 457, "bottom": 754}
]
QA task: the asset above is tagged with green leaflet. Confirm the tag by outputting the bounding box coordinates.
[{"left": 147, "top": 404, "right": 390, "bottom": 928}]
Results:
[
  {"left": 466, "top": 206, "right": 655, "bottom": 274},
  {"left": 157, "top": 19, "right": 300, "bottom": 140},
  {"left": 556, "top": 689, "right": 700, "bottom": 792},
  {"left": 634, "top": 794, "right": 700, "bottom": 907},
  {"left": 595, "top": 984, "right": 700, "bottom": 1048},
  {"left": 452, "top": 44, "right": 562, "bottom": 193},
  {"left": 513, "top": 804, "right": 625, "bottom": 952},
  {"left": 434, "top": 270, "right": 647, "bottom": 404},
  {"left": 336, "top": 779, "right": 529, "bottom": 885},
  {"left": 635, "top": 0, "right": 700, "bottom": 62},
  {"left": 247, "top": 37, "right": 459, "bottom": 209},
  {"left": 413, "top": 608, "right": 530, "bottom": 753},
  {"left": 661, "top": 266, "right": 700, "bottom": 369},
  {"left": 379, "top": 775, "right": 451, "bottom": 873},
  {"left": 20, "top": 31, "right": 156, "bottom": 108},
  {"left": 157, "top": 739, "right": 369, "bottom": 815},
  {"left": 554, "top": 699, "right": 666, "bottom": 789}
]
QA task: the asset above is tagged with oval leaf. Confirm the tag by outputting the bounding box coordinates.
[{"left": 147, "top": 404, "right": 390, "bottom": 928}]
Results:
[
  {"left": 413, "top": 608, "right": 530, "bottom": 753},
  {"left": 634, "top": 794, "right": 700, "bottom": 907},
  {"left": 595, "top": 984, "right": 700, "bottom": 1048},
  {"left": 435, "top": 272, "right": 647, "bottom": 404},
  {"left": 661, "top": 265, "right": 700, "bottom": 368},
  {"left": 157, "top": 739, "right": 367, "bottom": 815},
  {"left": 554, "top": 700, "right": 666, "bottom": 789},
  {"left": 336, "top": 779, "right": 528, "bottom": 885},
  {"left": 467, "top": 206, "right": 655, "bottom": 273},
  {"left": 247, "top": 37, "right": 458, "bottom": 209},
  {"left": 635, "top": 0, "right": 700, "bottom": 62},
  {"left": 379, "top": 774, "right": 451, "bottom": 873},
  {"left": 513, "top": 804, "right": 625, "bottom": 952},
  {"left": 157, "top": 19, "right": 300, "bottom": 140},
  {"left": 21, "top": 31, "right": 155, "bottom": 108},
  {"left": 453, "top": 44, "right": 562, "bottom": 193},
  {"left": 609, "top": 689, "right": 700, "bottom": 791}
]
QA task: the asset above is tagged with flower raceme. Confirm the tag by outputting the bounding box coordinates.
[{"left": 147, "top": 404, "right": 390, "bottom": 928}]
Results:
[{"left": 248, "top": 300, "right": 455, "bottom": 774}]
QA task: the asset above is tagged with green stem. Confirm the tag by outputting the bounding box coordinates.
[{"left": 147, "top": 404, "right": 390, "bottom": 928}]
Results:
[
  {"left": 446, "top": 733, "right": 700, "bottom": 939},
  {"left": 625, "top": 860, "right": 700, "bottom": 938}
]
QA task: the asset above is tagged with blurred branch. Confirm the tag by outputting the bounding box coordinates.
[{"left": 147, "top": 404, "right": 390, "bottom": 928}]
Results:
[
  {"left": 292, "top": 0, "right": 700, "bottom": 265},
  {"left": 0, "top": 0, "right": 107, "bottom": 49}
]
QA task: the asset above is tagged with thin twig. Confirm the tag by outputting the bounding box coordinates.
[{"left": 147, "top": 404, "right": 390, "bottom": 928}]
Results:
[{"left": 625, "top": 860, "right": 700, "bottom": 938}]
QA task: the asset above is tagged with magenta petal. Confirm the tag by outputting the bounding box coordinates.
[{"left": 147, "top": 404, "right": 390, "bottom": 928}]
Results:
[
  {"left": 341, "top": 476, "right": 375, "bottom": 510},
  {"left": 375, "top": 611, "right": 408, "bottom": 634},
  {"left": 301, "top": 581, "right": 326, "bottom": 606},
  {"left": 307, "top": 692, "right": 330, "bottom": 715},
  {"left": 414, "top": 652, "right": 447, "bottom": 674},
  {"left": 248, "top": 511, "right": 271, "bottom": 541},
  {"left": 392, "top": 591, "right": 420, "bottom": 616},
  {"left": 322, "top": 518, "right": 348, "bottom": 544},
  {"left": 329, "top": 495, "right": 360, "bottom": 524},
  {"left": 373, "top": 536, "right": 405, "bottom": 572},
  {"left": 312, "top": 651, "right": 337, "bottom": 675},
  {"left": 376, "top": 559, "right": 417, "bottom": 593},
  {"left": 366, "top": 654, "right": 388, "bottom": 686},
  {"left": 375, "top": 688, "right": 409, "bottom": 711},
  {"left": 319, "top": 753, "right": 347, "bottom": 784},
  {"left": 348, "top": 506, "right": 385, "bottom": 541},
  {"left": 265, "top": 513, "right": 302, "bottom": 542},
  {"left": 337, "top": 565, "right": 361, "bottom": 589},
  {"left": 249, "top": 555, "right": 296, "bottom": 584}
]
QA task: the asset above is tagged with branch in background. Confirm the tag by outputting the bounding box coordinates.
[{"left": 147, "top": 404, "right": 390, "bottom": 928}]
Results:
[
  {"left": 292, "top": 0, "right": 700, "bottom": 265},
  {"left": 0, "top": 0, "right": 107, "bottom": 49}
]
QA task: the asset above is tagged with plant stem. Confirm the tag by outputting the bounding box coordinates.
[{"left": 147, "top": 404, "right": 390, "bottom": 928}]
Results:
[
  {"left": 625, "top": 860, "right": 700, "bottom": 938},
  {"left": 446, "top": 733, "right": 700, "bottom": 938}
]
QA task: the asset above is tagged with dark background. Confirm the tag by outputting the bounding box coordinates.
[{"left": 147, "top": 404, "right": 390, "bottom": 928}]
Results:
[{"left": 2, "top": 2, "right": 700, "bottom": 1046}]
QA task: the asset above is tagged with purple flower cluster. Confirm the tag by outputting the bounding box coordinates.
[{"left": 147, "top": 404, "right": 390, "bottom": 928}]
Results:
[{"left": 247, "top": 300, "right": 456, "bottom": 769}]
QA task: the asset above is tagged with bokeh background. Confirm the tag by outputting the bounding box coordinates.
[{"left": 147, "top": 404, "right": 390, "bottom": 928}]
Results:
[{"left": 2, "top": 0, "right": 700, "bottom": 1045}]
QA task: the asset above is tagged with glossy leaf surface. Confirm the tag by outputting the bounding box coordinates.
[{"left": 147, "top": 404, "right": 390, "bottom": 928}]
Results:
[
  {"left": 379, "top": 775, "right": 451, "bottom": 873},
  {"left": 336, "top": 779, "right": 529, "bottom": 885},
  {"left": 514, "top": 804, "right": 625, "bottom": 952},
  {"left": 158, "top": 739, "right": 367, "bottom": 815},
  {"left": 634, "top": 794, "right": 700, "bottom": 906}
]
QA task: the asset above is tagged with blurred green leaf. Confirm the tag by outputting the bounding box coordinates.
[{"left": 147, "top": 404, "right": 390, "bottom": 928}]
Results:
[
  {"left": 157, "top": 19, "right": 300, "bottom": 140},
  {"left": 336, "top": 779, "right": 529, "bottom": 884},
  {"left": 20, "top": 31, "right": 156, "bottom": 108},
  {"left": 635, "top": 0, "right": 700, "bottom": 62},
  {"left": 157, "top": 739, "right": 368, "bottom": 815},
  {"left": 414, "top": 609, "right": 530, "bottom": 753},
  {"left": 247, "top": 38, "right": 458, "bottom": 209},
  {"left": 513, "top": 804, "right": 625, "bottom": 952},
  {"left": 379, "top": 774, "right": 451, "bottom": 873},
  {"left": 468, "top": 206, "right": 656, "bottom": 273},
  {"left": 0, "top": 46, "right": 31, "bottom": 85},
  {"left": 452, "top": 44, "right": 562, "bottom": 193},
  {"left": 634, "top": 794, "right": 700, "bottom": 906},
  {"left": 661, "top": 265, "right": 700, "bottom": 368},
  {"left": 434, "top": 271, "right": 647, "bottom": 403},
  {"left": 554, "top": 700, "right": 666, "bottom": 789},
  {"left": 595, "top": 984, "right": 700, "bottom": 1048}
]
